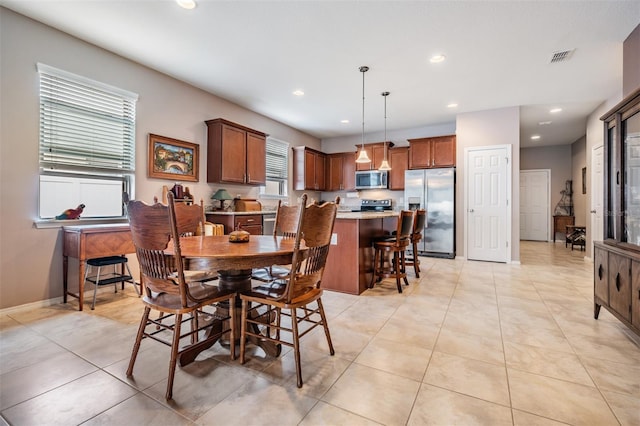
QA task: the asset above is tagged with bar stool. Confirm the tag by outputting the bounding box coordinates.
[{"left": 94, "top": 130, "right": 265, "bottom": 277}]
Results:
[
  {"left": 405, "top": 209, "right": 427, "bottom": 277},
  {"left": 84, "top": 255, "right": 138, "bottom": 310},
  {"left": 370, "top": 210, "right": 415, "bottom": 293}
]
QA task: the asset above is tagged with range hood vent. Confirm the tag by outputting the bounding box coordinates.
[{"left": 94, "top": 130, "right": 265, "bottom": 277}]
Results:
[{"left": 550, "top": 49, "right": 575, "bottom": 63}]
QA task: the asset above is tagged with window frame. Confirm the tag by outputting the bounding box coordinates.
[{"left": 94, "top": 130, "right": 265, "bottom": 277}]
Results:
[{"left": 36, "top": 63, "right": 138, "bottom": 224}]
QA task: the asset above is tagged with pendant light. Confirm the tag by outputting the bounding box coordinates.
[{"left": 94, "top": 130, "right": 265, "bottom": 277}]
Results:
[
  {"left": 355, "top": 66, "right": 372, "bottom": 163},
  {"left": 378, "top": 91, "right": 392, "bottom": 171}
]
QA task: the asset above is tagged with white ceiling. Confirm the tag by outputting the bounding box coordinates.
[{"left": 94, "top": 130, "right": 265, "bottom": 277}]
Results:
[{"left": 3, "top": 1, "right": 639, "bottom": 148}]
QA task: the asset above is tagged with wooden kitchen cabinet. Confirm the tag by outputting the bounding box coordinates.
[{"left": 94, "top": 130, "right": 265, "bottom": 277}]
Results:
[
  {"left": 327, "top": 152, "right": 356, "bottom": 191},
  {"left": 206, "top": 213, "right": 263, "bottom": 235},
  {"left": 408, "top": 135, "right": 456, "bottom": 169},
  {"left": 355, "top": 142, "right": 394, "bottom": 171},
  {"left": 292, "top": 146, "right": 326, "bottom": 191},
  {"left": 388, "top": 147, "right": 408, "bottom": 190},
  {"left": 205, "top": 118, "right": 267, "bottom": 185}
]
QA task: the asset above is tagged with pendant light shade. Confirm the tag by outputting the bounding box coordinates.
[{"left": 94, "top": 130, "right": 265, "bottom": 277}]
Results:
[
  {"left": 355, "top": 66, "right": 371, "bottom": 164},
  {"left": 378, "top": 91, "right": 391, "bottom": 171}
]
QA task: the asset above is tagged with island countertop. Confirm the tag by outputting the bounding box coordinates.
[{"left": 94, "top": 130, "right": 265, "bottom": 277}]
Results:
[{"left": 335, "top": 211, "right": 399, "bottom": 220}]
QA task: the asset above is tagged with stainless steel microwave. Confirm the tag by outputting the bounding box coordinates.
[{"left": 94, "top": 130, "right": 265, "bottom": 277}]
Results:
[{"left": 355, "top": 170, "right": 388, "bottom": 190}]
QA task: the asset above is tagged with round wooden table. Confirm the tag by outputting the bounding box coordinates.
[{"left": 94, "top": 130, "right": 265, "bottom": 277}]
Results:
[{"left": 166, "top": 235, "right": 302, "bottom": 360}]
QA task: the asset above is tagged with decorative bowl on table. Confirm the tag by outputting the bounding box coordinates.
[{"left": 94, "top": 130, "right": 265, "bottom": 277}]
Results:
[{"left": 229, "top": 230, "right": 250, "bottom": 243}]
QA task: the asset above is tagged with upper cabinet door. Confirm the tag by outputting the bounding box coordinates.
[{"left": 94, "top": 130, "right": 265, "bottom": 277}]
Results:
[
  {"left": 408, "top": 135, "right": 456, "bottom": 169},
  {"left": 206, "top": 118, "right": 267, "bottom": 185},
  {"left": 246, "top": 132, "right": 266, "bottom": 185},
  {"left": 389, "top": 147, "right": 408, "bottom": 190},
  {"left": 220, "top": 124, "right": 246, "bottom": 183},
  {"left": 432, "top": 136, "right": 456, "bottom": 167}
]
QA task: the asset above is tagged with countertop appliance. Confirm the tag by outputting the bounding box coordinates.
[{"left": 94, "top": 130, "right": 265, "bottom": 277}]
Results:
[
  {"left": 357, "top": 198, "right": 393, "bottom": 212},
  {"left": 355, "top": 170, "right": 388, "bottom": 190},
  {"left": 405, "top": 168, "right": 455, "bottom": 258}
]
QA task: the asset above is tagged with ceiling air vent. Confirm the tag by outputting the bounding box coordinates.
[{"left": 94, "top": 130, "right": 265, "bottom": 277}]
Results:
[{"left": 550, "top": 49, "right": 575, "bottom": 63}]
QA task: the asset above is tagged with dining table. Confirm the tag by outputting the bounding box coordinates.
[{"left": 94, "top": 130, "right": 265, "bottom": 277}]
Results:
[{"left": 165, "top": 234, "right": 304, "bottom": 364}]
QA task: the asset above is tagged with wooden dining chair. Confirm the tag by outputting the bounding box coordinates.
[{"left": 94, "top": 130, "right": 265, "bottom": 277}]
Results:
[
  {"left": 239, "top": 195, "right": 339, "bottom": 388},
  {"left": 251, "top": 198, "right": 303, "bottom": 283},
  {"left": 370, "top": 210, "right": 414, "bottom": 293},
  {"left": 404, "top": 209, "right": 427, "bottom": 277},
  {"left": 126, "top": 192, "right": 236, "bottom": 400}
]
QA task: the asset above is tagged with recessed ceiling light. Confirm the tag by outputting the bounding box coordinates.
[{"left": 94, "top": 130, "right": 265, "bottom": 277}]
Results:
[
  {"left": 550, "top": 108, "right": 562, "bottom": 113},
  {"left": 531, "top": 135, "right": 541, "bottom": 140},
  {"left": 340, "top": 119, "right": 349, "bottom": 124},
  {"left": 447, "top": 103, "right": 458, "bottom": 108},
  {"left": 430, "top": 54, "right": 446, "bottom": 64},
  {"left": 538, "top": 121, "right": 552, "bottom": 125},
  {"left": 293, "top": 90, "right": 304, "bottom": 96},
  {"left": 176, "top": 0, "right": 197, "bottom": 9}
]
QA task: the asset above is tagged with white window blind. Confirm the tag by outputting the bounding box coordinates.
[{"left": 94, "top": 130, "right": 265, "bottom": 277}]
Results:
[
  {"left": 262, "top": 138, "right": 289, "bottom": 197},
  {"left": 38, "top": 63, "right": 137, "bottom": 173},
  {"left": 37, "top": 64, "right": 138, "bottom": 220},
  {"left": 266, "top": 138, "right": 288, "bottom": 180}
]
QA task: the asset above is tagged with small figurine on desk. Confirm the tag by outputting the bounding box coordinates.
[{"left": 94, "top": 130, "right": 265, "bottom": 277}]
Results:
[{"left": 55, "top": 204, "right": 85, "bottom": 220}]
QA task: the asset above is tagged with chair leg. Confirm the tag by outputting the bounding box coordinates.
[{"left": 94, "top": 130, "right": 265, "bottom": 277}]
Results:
[
  {"left": 127, "top": 306, "right": 150, "bottom": 377},
  {"left": 370, "top": 248, "right": 380, "bottom": 288},
  {"left": 91, "top": 265, "right": 101, "bottom": 310},
  {"left": 239, "top": 299, "right": 248, "bottom": 365},
  {"left": 393, "top": 252, "right": 402, "bottom": 293},
  {"left": 229, "top": 296, "right": 236, "bottom": 361},
  {"left": 412, "top": 240, "right": 420, "bottom": 277},
  {"left": 166, "top": 313, "right": 182, "bottom": 400},
  {"left": 401, "top": 251, "right": 409, "bottom": 287},
  {"left": 317, "top": 298, "right": 334, "bottom": 356},
  {"left": 290, "top": 307, "right": 303, "bottom": 388}
]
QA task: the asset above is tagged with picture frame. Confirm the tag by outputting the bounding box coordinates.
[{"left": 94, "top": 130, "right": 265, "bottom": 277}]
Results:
[
  {"left": 582, "top": 167, "right": 587, "bottom": 194},
  {"left": 148, "top": 134, "right": 199, "bottom": 182}
]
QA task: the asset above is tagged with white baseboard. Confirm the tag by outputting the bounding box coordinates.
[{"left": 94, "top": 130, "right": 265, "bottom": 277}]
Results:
[{"left": 0, "top": 296, "right": 65, "bottom": 315}]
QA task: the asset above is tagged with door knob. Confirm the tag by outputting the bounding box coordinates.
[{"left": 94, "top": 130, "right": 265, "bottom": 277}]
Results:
[
  {"left": 468, "top": 209, "right": 475, "bottom": 213},
  {"left": 590, "top": 210, "right": 596, "bottom": 214}
]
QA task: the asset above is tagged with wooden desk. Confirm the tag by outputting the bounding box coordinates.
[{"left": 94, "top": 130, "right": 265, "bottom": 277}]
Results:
[{"left": 63, "top": 224, "right": 135, "bottom": 311}]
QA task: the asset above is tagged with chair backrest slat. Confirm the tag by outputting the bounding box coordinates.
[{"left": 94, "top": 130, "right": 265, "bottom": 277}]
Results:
[
  {"left": 285, "top": 195, "right": 339, "bottom": 302},
  {"left": 274, "top": 199, "right": 302, "bottom": 238},
  {"left": 127, "top": 193, "right": 194, "bottom": 305}
]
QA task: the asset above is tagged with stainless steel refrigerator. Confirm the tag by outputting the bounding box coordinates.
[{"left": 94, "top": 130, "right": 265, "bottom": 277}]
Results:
[{"left": 404, "top": 168, "right": 455, "bottom": 258}]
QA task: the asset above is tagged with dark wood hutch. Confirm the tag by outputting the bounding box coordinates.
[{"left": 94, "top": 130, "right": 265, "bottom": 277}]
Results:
[{"left": 594, "top": 87, "right": 640, "bottom": 336}]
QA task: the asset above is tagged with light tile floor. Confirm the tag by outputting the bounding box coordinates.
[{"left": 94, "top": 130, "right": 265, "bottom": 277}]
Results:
[{"left": 1, "top": 242, "right": 639, "bottom": 425}]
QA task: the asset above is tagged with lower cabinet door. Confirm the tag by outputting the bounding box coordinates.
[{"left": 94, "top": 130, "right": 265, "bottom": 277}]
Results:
[
  {"left": 594, "top": 247, "right": 608, "bottom": 303},
  {"left": 608, "top": 253, "right": 631, "bottom": 320}
]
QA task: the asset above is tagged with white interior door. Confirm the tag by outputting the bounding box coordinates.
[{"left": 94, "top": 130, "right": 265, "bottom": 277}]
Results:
[
  {"left": 520, "top": 170, "right": 550, "bottom": 241},
  {"left": 466, "top": 146, "right": 510, "bottom": 262},
  {"left": 591, "top": 145, "right": 604, "bottom": 242}
]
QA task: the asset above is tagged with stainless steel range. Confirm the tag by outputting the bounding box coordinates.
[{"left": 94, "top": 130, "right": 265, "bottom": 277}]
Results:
[{"left": 358, "top": 199, "right": 393, "bottom": 212}]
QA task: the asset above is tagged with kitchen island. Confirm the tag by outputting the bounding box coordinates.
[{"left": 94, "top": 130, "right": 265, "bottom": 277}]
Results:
[{"left": 322, "top": 211, "right": 399, "bottom": 295}]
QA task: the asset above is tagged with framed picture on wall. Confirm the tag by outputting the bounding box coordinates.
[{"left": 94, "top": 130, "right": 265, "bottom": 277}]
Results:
[
  {"left": 582, "top": 167, "right": 587, "bottom": 194},
  {"left": 148, "top": 134, "right": 199, "bottom": 182}
]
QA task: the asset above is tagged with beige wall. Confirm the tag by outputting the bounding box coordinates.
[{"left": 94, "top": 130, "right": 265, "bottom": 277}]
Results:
[
  {"left": 623, "top": 23, "right": 640, "bottom": 97},
  {"left": 456, "top": 106, "right": 521, "bottom": 262},
  {"left": 521, "top": 145, "right": 572, "bottom": 230},
  {"left": 571, "top": 137, "right": 587, "bottom": 226},
  {"left": 0, "top": 8, "right": 320, "bottom": 309}
]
